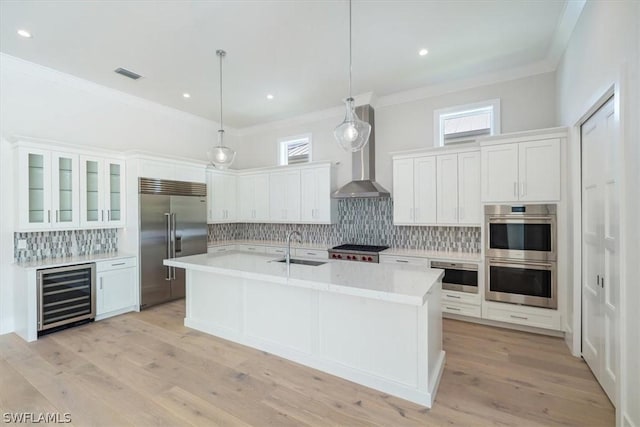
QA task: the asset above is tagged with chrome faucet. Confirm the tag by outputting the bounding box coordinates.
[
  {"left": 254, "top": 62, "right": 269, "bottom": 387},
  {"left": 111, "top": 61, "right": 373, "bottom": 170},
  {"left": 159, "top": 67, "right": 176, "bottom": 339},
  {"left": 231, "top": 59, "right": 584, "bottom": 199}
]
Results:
[{"left": 286, "top": 230, "right": 302, "bottom": 265}]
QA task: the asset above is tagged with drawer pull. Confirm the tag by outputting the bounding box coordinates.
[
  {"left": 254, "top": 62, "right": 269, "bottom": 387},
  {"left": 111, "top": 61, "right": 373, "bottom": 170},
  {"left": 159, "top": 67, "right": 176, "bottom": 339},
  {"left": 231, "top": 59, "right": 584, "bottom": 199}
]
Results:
[
  {"left": 111, "top": 262, "right": 126, "bottom": 266},
  {"left": 445, "top": 294, "right": 461, "bottom": 299},
  {"left": 510, "top": 315, "right": 529, "bottom": 320},
  {"left": 446, "top": 306, "right": 461, "bottom": 311},
  {"left": 247, "top": 248, "right": 256, "bottom": 250},
  {"left": 396, "top": 260, "right": 409, "bottom": 263},
  {"left": 306, "top": 252, "right": 315, "bottom": 256}
]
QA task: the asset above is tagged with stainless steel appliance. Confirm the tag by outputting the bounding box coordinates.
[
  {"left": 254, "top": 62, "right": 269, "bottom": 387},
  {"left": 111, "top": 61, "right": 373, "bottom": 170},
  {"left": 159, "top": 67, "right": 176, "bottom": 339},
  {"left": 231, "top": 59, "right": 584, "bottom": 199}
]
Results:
[
  {"left": 38, "top": 263, "right": 96, "bottom": 333},
  {"left": 328, "top": 244, "right": 389, "bottom": 263},
  {"left": 486, "top": 258, "right": 557, "bottom": 309},
  {"left": 430, "top": 261, "right": 479, "bottom": 294},
  {"left": 485, "top": 204, "right": 558, "bottom": 309},
  {"left": 485, "top": 204, "right": 556, "bottom": 261},
  {"left": 139, "top": 178, "right": 207, "bottom": 309}
]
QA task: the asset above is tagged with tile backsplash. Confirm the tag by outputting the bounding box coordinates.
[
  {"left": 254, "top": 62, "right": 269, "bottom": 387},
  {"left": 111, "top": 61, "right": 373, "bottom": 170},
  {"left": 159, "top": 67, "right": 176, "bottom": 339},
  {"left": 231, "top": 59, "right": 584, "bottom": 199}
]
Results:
[
  {"left": 209, "top": 199, "right": 481, "bottom": 252},
  {"left": 14, "top": 229, "right": 118, "bottom": 262}
]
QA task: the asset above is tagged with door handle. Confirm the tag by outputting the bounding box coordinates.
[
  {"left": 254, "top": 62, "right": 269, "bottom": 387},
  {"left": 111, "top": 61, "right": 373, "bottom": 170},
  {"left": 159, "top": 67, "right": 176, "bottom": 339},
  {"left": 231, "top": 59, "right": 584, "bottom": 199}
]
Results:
[
  {"left": 520, "top": 183, "right": 525, "bottom": 198},
  {"left": 446, "top": 306, "right": 461, "bottom": 311},
  {"left": 55, "top": 210, "right": 59, "bottom": 223},
  {"left": 165, "top": 213, "right": 172, "bottom": 280},
  {"left": 47, "top": 210, "right": 51, "bottom": 223},
  {"left": 597, "top": 274, "right": 600, "bottom": 288},
  {"left": 445, "top": 294, "right": 461, "bottom": 299},
  {"left": 510, "top": 315, "right": 529, "bottom": 320},
  {"left": 601, "top": 277, "right": 604, "bottom": 288}
]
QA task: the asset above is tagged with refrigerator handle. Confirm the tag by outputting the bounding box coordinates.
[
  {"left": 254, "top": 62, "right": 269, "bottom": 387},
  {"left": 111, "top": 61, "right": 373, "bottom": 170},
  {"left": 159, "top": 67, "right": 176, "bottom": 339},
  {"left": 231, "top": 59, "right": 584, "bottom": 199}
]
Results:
[
  {"left": 164, "top": 213, "right": 172, "bottom": 281},
  {"left": 171, "top": 213, "right": 177, "bottom": 279}
]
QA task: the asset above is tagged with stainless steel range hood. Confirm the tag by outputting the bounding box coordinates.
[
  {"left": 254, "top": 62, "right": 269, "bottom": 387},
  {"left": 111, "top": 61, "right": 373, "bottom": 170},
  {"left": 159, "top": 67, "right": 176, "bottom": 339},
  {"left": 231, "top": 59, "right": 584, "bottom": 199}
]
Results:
[{"left": 332, "top": 104, "right": 390, "bottom": 199}]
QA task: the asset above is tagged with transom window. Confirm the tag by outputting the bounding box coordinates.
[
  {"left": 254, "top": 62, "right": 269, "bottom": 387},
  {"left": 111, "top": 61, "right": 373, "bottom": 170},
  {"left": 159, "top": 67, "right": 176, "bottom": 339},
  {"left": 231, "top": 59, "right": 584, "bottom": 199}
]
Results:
[
  {"left": 434, "top": 99, "right": 500, "bottom": 146},
  {"left": 278, "top": 134, "right": 312, "bottom": 165}
]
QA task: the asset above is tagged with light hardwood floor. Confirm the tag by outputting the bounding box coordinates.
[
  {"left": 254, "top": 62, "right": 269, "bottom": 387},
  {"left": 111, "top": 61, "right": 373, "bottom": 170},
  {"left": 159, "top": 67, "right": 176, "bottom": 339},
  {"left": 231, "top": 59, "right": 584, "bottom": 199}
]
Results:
[{"left": 0, "top": 300, "right": 614, "bottom": 426}]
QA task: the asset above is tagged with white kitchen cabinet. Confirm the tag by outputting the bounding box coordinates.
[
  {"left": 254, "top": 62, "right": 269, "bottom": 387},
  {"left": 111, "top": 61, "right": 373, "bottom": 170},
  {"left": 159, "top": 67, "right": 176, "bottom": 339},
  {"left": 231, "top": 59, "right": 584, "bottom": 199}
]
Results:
[
  {"left": 393, "top": 149, "right": 479, "bottom": 226},
  {"left": 269, "top": 170, "right": 301, "bottom": 222},
  {"left": 96, "top": 257, "right": 137, "bottom": 320},
  {"left": 207, "top": 170, "right": 236, "bottom": 223},
  {"left": 392, "top": 158, "right": 415, "bottom": 224},
  {"left": 80, "top": 157, "right": 126, "bottom": 228},
  {"left": 436, "top": 154, "right": 458, "bottom": 224},
  {"left": 393, "top": 156, "right": 437, "bottom": 225},
  {"left": 237, "top": 173, "right": 270, "bottom": 221},
  {"left": 457, "top": 151, "right": 481, "bottom": 224},
  {"left": 300, "top": 165, "right": 337, "bottom": 223},
  {"left": 139, "top": 159, "right": 206, "bottom": 183},
  {"left": 481, "top": 137, "right": 560, "bottom": 203},
  {"left": 16, "top": 148, "right": 81, "bottom": 231},
  {"left": 483, "top": 300, "right": 562, "bottom": 331}
]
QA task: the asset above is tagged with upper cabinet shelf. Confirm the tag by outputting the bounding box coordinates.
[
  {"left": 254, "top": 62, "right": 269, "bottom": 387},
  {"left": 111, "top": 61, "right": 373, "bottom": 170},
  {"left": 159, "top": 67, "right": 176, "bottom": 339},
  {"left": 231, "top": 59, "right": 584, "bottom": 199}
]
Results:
[{"left": 14, "top": 142, "right": 126, "bottom": 232}]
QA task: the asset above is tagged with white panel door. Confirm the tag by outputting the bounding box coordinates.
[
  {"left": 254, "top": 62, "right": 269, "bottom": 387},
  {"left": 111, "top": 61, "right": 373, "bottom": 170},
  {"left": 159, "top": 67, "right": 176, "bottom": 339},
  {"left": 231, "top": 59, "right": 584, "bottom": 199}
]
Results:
[
  {"left": 481, "top": 143, "right": 519, "bottom": 202},
  {"left": 436, "top": 154, "right": 458, "bottom": 224},
  {"left": 97, "top": 267, "right": 136, "bottom": 315},
  {"left": 413, "top": 156, "right": 437, "bottom": 224},
  {"left": 581, "top": 97, "right": 618, "bottom": 403},
  {"left": 209, "top": 172, "right": 233, "bottom": 222},
  {"left": 224, "top": 174, "right": 237, "bottom": 221},
  {"left": 518, "top": 139, "right": 561, "bottom": 201},
  {"left": 458, "top": 151, "right": 481, "bottom": 225},
  {"left": 300, "top": 168, "right": 317, "bottom": 222},
  {"left": 236, "top": 175, "right": 254, "bottom": 221},
  {"left": 253, "top": 173, "right": 270, "bottom": 221},
  {"left": 393, "top": 158, "right": 415, "bottom": 224},
  {"left": 283, "top": 170, "right": 301, "bottom": 222},
  {"left": 269, "top": 172, "right": 288, "bottom": 221}
]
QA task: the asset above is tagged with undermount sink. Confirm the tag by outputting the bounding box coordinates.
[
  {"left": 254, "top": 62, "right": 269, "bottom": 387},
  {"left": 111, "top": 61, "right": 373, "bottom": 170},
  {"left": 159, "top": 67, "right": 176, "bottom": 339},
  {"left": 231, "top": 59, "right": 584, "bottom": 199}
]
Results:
[{"left": 274, "top": 258, "right": 326, "bottom": 266}]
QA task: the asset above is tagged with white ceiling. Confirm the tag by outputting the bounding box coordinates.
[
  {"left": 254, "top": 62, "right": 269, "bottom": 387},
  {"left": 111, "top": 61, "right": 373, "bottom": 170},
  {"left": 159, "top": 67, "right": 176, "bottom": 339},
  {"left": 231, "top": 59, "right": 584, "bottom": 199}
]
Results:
[{"left": 0, "top": 0, "right": 568, "bottom": 128}]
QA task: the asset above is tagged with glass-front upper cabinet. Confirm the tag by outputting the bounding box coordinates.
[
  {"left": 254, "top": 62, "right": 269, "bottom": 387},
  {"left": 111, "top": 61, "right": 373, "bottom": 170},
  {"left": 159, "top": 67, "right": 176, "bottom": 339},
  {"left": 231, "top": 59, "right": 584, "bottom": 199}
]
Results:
[
  {"left": 105, "top": 160, "right": 125, "bottom": 227},
  {"left": 17, "top": 148, "right": 81, "bottom": 231},
  {"left": 80, "top": 156, "right": 125, "bottom": 228},
  {"left": 51, "top": 152, "right": 80, "bottom": 229}
]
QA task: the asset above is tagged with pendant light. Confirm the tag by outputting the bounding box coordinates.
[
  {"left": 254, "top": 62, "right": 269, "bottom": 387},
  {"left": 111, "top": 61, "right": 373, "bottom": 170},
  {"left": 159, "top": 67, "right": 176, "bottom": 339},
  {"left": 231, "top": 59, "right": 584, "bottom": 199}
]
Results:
[
  {"left": 333, "top": 0, "right": 371, "bottom": 152},
  {"left": 207, "top": 49, "right": 236, "bottom": 169}
]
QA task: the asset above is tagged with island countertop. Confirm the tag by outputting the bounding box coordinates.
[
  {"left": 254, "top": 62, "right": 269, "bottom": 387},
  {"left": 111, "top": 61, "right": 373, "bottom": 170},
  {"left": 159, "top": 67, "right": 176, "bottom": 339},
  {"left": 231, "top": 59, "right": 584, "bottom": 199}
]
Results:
[{"left": 164, "top": 251, "right": 443, "bottom": 306}]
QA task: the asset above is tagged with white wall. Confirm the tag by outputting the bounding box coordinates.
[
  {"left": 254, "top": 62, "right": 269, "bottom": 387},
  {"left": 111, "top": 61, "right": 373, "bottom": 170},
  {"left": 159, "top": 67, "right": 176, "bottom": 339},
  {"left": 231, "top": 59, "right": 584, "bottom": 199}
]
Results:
[
  {"left": 555, "top": 1, "right": 639, "bottom": 425},
  {"left": 236, "top": 72, "right": 557, "bottom": 193},
  {"left": 0, "top": 54, "right": 224, "bottom": 334}
]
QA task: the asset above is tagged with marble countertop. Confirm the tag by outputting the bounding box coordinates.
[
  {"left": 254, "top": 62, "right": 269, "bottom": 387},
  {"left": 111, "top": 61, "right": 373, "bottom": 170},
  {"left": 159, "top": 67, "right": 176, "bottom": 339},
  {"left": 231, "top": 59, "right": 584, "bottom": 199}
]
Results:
[
  {"left": 381, "top": 248, "right": 482, "bottom": 262},
  {"left": 14, "top": 252, "right": 137, "bottom": 270},
  {"left": 165, "top": 252, "right": 443, "bottom": 306}
]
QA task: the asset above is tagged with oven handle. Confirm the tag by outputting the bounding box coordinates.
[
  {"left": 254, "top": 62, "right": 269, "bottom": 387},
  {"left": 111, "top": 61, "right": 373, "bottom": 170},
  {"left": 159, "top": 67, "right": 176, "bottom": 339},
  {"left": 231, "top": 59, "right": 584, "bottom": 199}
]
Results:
[
  {"left": 487, "top": 216, "right": 555, "bottom": 223},
  {"left": 487, "top": 259, "right": 554, "bottom": 270}
]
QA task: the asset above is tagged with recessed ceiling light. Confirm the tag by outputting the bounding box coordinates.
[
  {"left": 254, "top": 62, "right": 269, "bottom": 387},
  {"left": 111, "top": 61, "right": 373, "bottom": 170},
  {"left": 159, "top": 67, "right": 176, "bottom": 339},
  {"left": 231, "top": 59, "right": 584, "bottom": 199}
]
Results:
[
  {"left": 419, "top": 48, "right": 428, "bottom": 56},
  {"left": 183, "top": 93, "right": 191, "bottom": 98},
  {"left": 17, "top": 29, "right": 32, "bottom": 38},
  {"left": 266, "top": 94, "right": 274, "bottom": 100}
]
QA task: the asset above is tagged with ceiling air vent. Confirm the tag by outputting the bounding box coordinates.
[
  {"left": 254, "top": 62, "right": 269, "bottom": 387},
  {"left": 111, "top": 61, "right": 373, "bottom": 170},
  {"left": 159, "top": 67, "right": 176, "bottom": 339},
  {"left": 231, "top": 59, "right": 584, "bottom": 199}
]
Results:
[{"left": 114, "top": 67, "right": 142, "bottom": 80}]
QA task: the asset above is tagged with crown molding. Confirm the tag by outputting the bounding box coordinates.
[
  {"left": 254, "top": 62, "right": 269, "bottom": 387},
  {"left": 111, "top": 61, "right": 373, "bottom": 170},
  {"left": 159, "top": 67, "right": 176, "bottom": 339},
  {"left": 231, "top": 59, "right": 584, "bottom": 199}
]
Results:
[{"left": 545, "top": 0, "right": 586, "bottom": 68}]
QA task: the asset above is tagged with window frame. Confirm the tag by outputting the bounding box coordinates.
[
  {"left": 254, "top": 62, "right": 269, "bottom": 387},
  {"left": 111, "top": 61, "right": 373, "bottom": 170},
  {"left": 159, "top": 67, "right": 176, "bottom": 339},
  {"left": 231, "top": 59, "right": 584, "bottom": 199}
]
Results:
[
  {"left": 434, "top": 99, "right": 501, "bottom": 146},
  {"left": 278, "top": 133, "right": 312, "bottom": 166}
]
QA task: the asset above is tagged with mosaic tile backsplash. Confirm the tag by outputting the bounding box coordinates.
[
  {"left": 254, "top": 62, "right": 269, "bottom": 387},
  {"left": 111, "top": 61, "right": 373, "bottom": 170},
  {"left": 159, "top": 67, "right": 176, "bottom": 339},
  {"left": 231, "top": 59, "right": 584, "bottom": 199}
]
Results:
[
  {"left": 14, "top": 229, "right": 118, "bottom": 262},
  {"left": 208, "top": 199, "right": 481, "bottom": 252}
]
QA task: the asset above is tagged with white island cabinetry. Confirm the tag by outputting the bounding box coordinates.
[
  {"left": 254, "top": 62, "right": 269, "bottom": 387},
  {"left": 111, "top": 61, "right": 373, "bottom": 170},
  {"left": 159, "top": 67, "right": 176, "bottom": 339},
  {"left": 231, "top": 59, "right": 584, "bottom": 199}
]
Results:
[{"left": 165, "top": 252, "right": 445, "bottom": 408}]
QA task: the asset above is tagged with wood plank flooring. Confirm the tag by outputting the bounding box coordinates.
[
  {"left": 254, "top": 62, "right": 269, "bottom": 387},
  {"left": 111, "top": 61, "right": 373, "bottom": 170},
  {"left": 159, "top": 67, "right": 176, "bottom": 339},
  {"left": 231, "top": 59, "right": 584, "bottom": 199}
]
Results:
[{"left": 0, "top": 300, "right": 614, "bottom": 426}]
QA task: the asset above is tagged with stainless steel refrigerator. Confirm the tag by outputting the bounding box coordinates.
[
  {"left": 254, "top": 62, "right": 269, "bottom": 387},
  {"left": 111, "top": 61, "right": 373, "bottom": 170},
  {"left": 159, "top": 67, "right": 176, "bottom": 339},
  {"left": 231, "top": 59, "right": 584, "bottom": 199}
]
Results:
[{"left": 139, "top": 178, "right": 207, "bottom": 309}]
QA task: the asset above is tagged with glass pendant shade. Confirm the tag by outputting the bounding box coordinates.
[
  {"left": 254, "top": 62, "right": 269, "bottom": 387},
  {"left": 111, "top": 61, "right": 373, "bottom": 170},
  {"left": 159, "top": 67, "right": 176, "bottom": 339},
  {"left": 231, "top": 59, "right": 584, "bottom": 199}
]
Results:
[
  {"left": 208, "top": 130, "right": 236, "bottom": 169},
  {"left": 334, "top": 98, "right": 371, "bottom": 152}
]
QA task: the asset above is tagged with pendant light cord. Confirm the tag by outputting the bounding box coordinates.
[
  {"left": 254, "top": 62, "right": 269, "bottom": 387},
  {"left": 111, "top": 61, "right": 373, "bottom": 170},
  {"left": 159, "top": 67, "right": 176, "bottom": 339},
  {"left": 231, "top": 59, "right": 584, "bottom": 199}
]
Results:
[
  {"left": 219, "top": 51, "right": 224, "bottom": 135},
  {"left": 348, "top": 0, "right": 352, "bottom": 99}
]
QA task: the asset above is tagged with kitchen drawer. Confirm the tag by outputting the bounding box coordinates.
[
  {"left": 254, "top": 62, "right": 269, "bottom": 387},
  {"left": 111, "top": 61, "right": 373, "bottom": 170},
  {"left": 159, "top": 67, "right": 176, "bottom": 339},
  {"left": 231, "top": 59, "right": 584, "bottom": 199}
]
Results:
[
  {"left": 96, "top": 257, "right": 137, "bottom": 272},
  {"left": 441, "top": 290, "right": 480, "bottom": 306},
  {"left": 484, "top": 301, "right": 562, "bottom": 331},
  {"left": 379, "top": 255, "right": 429, "bottom": 267},
  {"left": 294, "top": 248, "right": 328, "bottom": 259},
  {"left": 264, "top": 246, "right": 287, "bottom": 256},
  {"left": 235, "top": 244, "right": 266, "bottom": 254},
  {"left": 208, "top": 245, "right": 235, "bottom": 254},
  {"left": 441, "top": 301, "right": 481, "bottom": 318}
]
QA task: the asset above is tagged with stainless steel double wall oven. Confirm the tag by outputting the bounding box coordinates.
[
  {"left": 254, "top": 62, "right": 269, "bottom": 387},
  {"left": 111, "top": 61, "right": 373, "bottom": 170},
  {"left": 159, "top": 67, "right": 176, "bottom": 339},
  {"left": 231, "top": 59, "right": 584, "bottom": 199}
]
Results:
[{"left": 484, "top": 204, "right": 557, "bottom": 309}]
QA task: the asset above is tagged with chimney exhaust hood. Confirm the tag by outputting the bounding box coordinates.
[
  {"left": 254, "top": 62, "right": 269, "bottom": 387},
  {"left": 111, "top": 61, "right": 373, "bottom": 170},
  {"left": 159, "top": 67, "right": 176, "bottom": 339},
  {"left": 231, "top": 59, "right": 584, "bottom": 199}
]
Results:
[{"left": 332, "top": 104, "right": 391, "bottom": 199}]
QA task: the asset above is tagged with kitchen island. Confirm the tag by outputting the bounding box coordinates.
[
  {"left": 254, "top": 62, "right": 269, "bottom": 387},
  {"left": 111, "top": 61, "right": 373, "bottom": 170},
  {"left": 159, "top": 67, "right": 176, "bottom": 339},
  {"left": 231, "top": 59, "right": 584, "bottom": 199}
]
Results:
[{"left": 164, "top": 252, "right": 445, "bottom": 407}]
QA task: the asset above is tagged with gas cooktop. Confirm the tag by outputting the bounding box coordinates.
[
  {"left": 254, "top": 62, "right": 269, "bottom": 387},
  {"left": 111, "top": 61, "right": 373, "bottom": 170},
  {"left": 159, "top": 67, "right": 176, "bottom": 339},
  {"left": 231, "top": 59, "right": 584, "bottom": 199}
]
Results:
[{"left": 328, "top": 244, "right": 389, "bottom": 263}]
